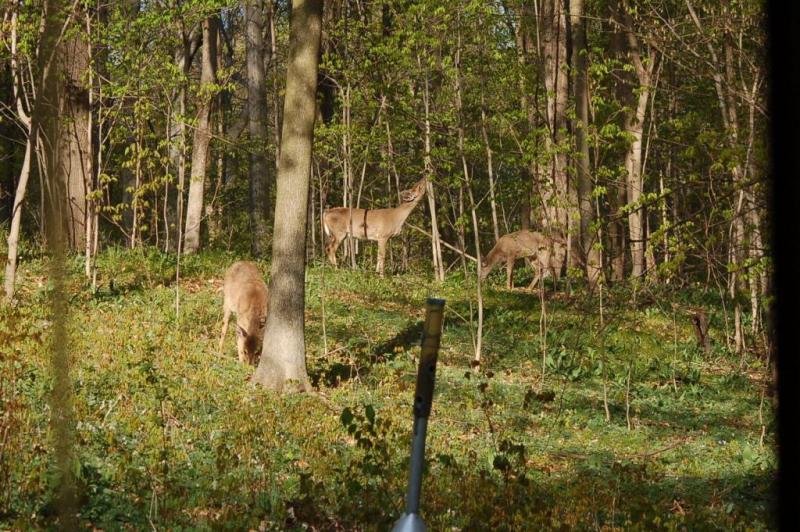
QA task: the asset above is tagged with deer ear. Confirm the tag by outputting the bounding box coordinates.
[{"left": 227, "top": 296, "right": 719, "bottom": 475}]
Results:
[{"left": 237, "top": 325, "right": 247, "bottom": 337}]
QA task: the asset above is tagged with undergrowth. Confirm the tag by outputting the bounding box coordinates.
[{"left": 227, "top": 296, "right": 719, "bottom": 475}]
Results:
[{"left": 0, "top": 248, "right": 776, "bottom": 530}]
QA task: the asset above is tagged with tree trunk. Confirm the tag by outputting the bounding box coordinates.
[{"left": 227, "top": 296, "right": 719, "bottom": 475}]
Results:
[
  {"left": 624, "top": 81, "right": 650, "bottom": 279},
  {"left": 453, "top": 27, "right": 483, "bottom": 364},
  {"left": 421, "top": 65, "right": 444, "bottom": 281},
  {"left": 480, "top": 99, "right": 500, "bottom": 243},
  {"left": 246, "top": 0, "right": 271, "bottom": 256},
  {"left": 513, "top": 4, "right": 535, "bottom": 233},
  {"left": 4, "top": 130, "right": 35, "bottom": 300},
  {"left": 183, "top": 16, "right": 218, "bottom": 254},
  {"left": 58, "top": 18, "right": 92, "bottom": 250},
  {"left": 4, "top": 4, "right": 35, "bottom": 300},
  {"left": 610, "top": 184, "right": 627, "bottom": 281},
  {"left": 618, "top": 5, "right": 655, "bottom": 280},
  {"left": 252, "top": 0, "right": 322, "bottom": 392},
  {"left": 37, "top": 0, "right": 79, "bottom": 523},
  {"left": 569, "top": 0, "right": 602, "bottom": 287},
  {"left": 539, "top": 0, "right": 575, "bottom": 252}
]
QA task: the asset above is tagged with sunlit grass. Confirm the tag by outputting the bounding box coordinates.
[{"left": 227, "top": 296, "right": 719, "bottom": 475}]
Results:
[{"left": 1, "top": 249, "right": 775, "bottom": 530}]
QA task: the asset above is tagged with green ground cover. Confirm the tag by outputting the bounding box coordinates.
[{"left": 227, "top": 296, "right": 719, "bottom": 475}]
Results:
[{"left": 1, "top": 249, "right": 775, "bottom": 530}]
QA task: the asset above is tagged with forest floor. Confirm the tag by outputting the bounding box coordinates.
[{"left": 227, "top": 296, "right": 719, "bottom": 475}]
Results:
[{"left": 1, "top": 248, "right": 776, "bottom": 530}]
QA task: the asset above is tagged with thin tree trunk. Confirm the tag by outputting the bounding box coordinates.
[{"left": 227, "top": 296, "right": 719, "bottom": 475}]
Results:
[
  {"left": 4, "top": 2, "right": 32, "bottom": 299},
  {"left": 252, "top": 0, "right": 323, "bottom": 392},
  {"left": 183, "top": 16, "right": 218, "bottom": 254},
  {"left": 420, "top": 64, "right": 444, "bottom": 281},
  {"left": 341, "top": 83, "right": 357, "bottom": 269},
  {"left": 130, "top": 120, "right": 142, "bottom": 248},
  {"left": 246, "top": 0, "right": 271, "bottom": 256},
  {"left": 83, "top": 8, "right": 94, "bottom": 277},
  {"left": 269, "top": 0, "right": 281, "bottom": 164},
  {"left": 480, "top": 99, "right": 500, "bottom": 243},
  {"left": 618, "top": 8, "right": 655, "bottom": 279},
  {"left": 610, "top": 183, "right": 627, "bottom": 281},
  {"left": 453, "top": 28, "right": 483, "bottom": 364},
  {"left": 624, "top": 83, "right": 650, "bottom": 279},
  {"left": 384, "top": 119, "right": 409, "bottom": 270},
  {"left": 4, "top": 131, "right": 35, "bottom": 300}
]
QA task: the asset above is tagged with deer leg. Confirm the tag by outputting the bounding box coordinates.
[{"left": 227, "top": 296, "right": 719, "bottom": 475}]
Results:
[
  {"left": 506, "top": 259, "right": 514, "bottom": 289},
  {"left": 528, "top": 261, "right": 542, "bottom": 292},
  {"left": 376, "top": 239, "right": 388, "bottom": 276},
  {"left": 219, "top": 307, "right": 231, "bottom": 353},
  {"left": 525, "top": 257, "right": 536, "bottom": 290},
  {"left": 236, "top": 332, "right": 247, "bottom": 364}
]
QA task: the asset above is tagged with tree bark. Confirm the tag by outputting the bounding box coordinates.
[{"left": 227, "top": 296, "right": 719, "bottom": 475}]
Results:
[
  {"left": 246, "top": 0, "right": 271, "bottom": 256},
  {"left": 183, "top": 16, "right": 218, "bottom": 254},
  {"left": 57, "top": 13, "right": 92, "bottom": 250},
  {"left": 252, "top": 0, "right": 323, "bottom": 392},
  {"left": 539, "top": 0, "right": 576, "bottom": 255},
  {"left": 569, "top": 0, "right": 602, "bottom": 287}
]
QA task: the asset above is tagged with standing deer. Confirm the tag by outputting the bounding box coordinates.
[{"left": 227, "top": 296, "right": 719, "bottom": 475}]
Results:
[
  {"left": 219, "top": 261, "right": 269, "bottom": 365},
  {"left": 323, "top": 178, "right": 427, "bottom": 275},
  {"left": 480, "top": 230, "right": 567, "bottom": 290}
]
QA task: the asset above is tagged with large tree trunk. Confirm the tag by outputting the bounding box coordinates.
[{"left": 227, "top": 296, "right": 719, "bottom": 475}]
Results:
[
  {"left": 539, "top": 0, "right": 576, "bottom": 256},
  {"left": 36, "top": 0, "right": 79, "bottom": 524},
  {"left": 183, "top": 16, "right": 218, "bottom": 254},
  {"left": 569, "top": 0, "right": 602, "bottom": 287},
  {"left": 512, "top": 6, "right": 534, "bottom": 233},
  {"left": 58, "top": 18, "right": 92, "bottom": 250},
  {"left": 246, "top": 0, "right": 271, "bottom": 256},
  {"left": 252, "top": 0, "right": 323, "bottom": 392}
]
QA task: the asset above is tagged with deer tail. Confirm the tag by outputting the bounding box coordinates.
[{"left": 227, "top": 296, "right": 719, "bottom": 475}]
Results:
[{"left": 322, "top": 211, "right": 331, "bottom": 237}]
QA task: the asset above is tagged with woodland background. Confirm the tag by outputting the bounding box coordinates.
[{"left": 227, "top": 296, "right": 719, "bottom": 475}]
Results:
[{"left": 0, "top": 0, "right": 776, "bottom": 529}]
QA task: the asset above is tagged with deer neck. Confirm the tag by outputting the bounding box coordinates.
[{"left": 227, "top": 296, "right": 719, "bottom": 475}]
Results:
[{"left": 392, "top": 197, "right": 420, "bottom": 224}]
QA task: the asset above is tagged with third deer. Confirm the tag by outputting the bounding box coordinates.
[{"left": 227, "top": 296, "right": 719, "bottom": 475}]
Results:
[{"left": 480, "top": 230, "right": 566, "bottom": 291}]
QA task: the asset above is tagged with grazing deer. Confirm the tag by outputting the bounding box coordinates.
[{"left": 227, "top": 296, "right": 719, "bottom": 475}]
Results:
[
  {"left": 323, "top": 178, "right": 427, "bottom": 275},
  {"left": 480, "top": 230, "right": 566, "bottom": 290},
  {"left": 219, "top": 261, "right": 269, "bottom": 365}
]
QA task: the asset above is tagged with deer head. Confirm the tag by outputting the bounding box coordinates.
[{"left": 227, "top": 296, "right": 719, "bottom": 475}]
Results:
[
  {"left": 399, "top": 178, "right": 428, "bottom": 203},
  {"left": 237, "top": 314, "right": 267, "bottom": 365}
]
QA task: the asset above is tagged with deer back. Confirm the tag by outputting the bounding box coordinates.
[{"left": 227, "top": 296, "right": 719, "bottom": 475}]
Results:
[
  {"left": 323, "top": 178, "right": 427, "bottom": 241},
  {"left": 223, "top": 261, "right": 269, "bottom": 336}
]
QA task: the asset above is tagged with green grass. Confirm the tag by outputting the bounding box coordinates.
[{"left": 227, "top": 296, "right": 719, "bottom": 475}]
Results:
[{"left": 1, "top": 249, "right": 776, "bottom": 530}]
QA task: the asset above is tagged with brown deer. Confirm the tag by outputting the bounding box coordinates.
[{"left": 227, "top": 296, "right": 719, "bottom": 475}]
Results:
[
  {"left": 219, "top": 261, "right": 269, "bottom": 365},
  {"left": 480, "top": 230, "right": 566, "bottom": 290},
  {"left": 323, "top": 178, "right": 427, "bottom": 275}
]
